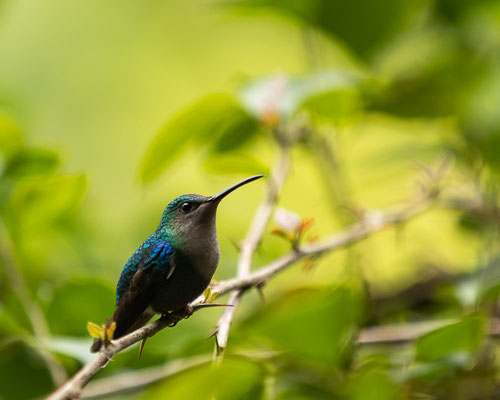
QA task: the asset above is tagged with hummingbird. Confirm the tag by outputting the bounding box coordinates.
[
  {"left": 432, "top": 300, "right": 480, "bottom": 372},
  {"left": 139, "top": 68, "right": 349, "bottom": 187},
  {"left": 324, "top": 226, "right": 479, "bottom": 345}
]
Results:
[{"left": 90, "top": 175, "right": 263, "bottom": 352}]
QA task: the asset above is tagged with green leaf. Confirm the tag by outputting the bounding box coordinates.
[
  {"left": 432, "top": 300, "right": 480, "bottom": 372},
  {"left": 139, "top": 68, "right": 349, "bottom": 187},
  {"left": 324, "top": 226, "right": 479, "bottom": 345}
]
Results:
[
  {"left": 203, "top": 154, "right": 269, "bottom": 176},
  {"left": 0, "top": 341, "right": 53, "bottom": 399},
  {"left": 140, "top": 94, "right": 258, "bottom": 184},
  {"left": 7, "top": 174, "right": 86, "bottom": 231},
  {"left": 348, "top": 368, "right": 399, "bottom": 400},
  {"left": 299, "top": 88, "right": 362, "bottom": 122},
  {"left": 242, "top": 286, "right": 363, "bottom": 365},
  {"left": 3, "top": 148, "right": 60, "bottom": 179},
  {"left": 208, "top": 108, "right": 260, "bottom": 154},
  {"left": 146, "top": 357, "right": 262, "bottom": 400},
  {"left": 415, "top": 313, "right": 486, "bottom": 362},
  {"left": 46, "top": 278, "right": 114, "bottom": 337}
]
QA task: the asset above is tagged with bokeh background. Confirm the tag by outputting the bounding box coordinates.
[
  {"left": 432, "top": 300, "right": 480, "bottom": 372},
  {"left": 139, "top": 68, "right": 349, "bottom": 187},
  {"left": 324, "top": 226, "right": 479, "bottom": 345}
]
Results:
[{"left": 1, "top": 0, "right": 500, "bottom": 399}]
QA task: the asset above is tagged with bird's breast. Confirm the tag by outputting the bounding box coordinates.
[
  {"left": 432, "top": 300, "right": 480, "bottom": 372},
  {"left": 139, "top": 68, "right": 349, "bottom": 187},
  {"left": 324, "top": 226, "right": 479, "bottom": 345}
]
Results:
[{"left": 151, "top": 242, "right": 219, "bottom": 313}]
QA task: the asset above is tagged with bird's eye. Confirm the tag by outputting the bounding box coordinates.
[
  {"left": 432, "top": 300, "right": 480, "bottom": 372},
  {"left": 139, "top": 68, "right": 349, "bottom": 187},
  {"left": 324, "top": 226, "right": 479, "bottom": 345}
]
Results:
[{"left": 181, "top": 202, "right": 193, "bottom": 213}]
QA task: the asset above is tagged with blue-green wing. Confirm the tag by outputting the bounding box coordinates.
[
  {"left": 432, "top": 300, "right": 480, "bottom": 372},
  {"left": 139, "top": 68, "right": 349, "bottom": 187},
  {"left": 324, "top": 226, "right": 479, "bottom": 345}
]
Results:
[{"left": 116, "top": 239, "right": 174, "bottom": 304}]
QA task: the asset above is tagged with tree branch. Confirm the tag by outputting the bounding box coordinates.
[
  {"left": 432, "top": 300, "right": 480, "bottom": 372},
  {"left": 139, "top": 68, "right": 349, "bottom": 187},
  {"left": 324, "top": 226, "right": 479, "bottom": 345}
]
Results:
[
  {"left": 213, "top": 143, "right": 291, "bottom": 360},
  {"left": 46, "top": 190, "right": 436, "bottom": 400}
]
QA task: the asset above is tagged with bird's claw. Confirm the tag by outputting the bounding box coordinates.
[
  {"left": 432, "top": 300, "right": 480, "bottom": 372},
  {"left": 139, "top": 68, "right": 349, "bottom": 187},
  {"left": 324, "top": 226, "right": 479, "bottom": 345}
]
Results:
[
  {"left": 161, "top": 305, "right": 194, "bottom": 327},
  {"left": 182, "top": 305, "right": 194, "bottom": 319}
]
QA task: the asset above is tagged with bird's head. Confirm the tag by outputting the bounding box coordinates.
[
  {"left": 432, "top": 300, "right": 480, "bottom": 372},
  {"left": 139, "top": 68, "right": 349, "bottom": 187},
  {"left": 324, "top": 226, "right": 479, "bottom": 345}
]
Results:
[{"left": 159, "top": 175, "right": 264, "bottom": 244}]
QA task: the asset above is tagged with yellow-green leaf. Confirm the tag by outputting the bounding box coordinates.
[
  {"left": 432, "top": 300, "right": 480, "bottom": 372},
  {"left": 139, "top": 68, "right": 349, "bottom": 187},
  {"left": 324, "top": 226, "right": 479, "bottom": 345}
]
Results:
[
  {"left": 87, "top": 322, "right": 103, "bottom": 339},
  {"left": 203, "top": 287, "right": 212, "bottom": 302},
  {"left": 209, "top": 292, "right": 219, "bottom": 303},
  {"left": 106, "top": 321, "right": 117, "bottom": 341}
]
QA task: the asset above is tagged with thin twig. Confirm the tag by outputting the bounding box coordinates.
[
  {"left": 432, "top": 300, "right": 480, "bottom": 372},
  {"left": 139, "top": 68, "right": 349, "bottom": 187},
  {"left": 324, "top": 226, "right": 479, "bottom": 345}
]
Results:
[
  {"left": 213, "top": 143, "right": 291, "bottom": 361},
  {"left": 46, "top": 191, "right": 435, "bottom": 400},
  {"left": 0, "top": 221, "right": 67, "bottom": 386},
  {"left": 358, "top": 318, "right": 500, "bottom": 344},
  {"left": 81, "top": 355, "right": 212, "bottom": 399}
]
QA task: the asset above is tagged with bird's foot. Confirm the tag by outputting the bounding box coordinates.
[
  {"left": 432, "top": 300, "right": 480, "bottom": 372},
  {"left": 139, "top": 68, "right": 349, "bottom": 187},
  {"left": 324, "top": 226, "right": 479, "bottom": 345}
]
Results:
[
  {"left": 159, "top": 313, "right": 180, "bottom": 327},
  {"left": 182, "top": 305, "right": 194, "bottom": 319},
  {"left": 160, "top": 306, "right": 194, "bottom": 327}
]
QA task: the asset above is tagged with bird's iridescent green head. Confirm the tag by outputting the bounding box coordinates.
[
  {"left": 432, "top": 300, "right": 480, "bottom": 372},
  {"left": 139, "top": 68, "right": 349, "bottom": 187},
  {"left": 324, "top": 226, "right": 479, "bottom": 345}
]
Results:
[{"left": 158, "top": 175, "right": 264, "bottom": 245}]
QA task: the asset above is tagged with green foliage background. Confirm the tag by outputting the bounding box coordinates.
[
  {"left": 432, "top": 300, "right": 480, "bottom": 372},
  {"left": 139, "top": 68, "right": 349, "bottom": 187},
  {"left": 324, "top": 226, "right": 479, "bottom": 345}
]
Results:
[{"left": 0, "top": 0, "right": 499, "bottom": 399}]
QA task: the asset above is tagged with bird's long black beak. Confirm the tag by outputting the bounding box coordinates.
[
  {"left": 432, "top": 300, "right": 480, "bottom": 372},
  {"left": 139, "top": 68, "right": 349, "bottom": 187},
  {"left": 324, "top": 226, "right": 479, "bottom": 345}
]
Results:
[{"left": 207, "top": 175, "right": 264, "bottom": 203}]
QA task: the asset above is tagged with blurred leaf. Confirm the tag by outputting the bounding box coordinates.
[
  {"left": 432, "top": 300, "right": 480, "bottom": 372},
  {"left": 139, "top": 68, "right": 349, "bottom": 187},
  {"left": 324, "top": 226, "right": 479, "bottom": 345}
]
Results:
[
  {"left": 299, "top": 88, "right": 362, "bottom": 122},
  {"left": 242, "top": 286, "right": 363, "bottom": 365},
  {"left": 276, "top": 384, "right": 336, "bottom": 400},
  {"left": 140, "top": 94, "right": 258, "bottom": 184},
  {"left": 240, "top": 71, "right": 361, "bottom": 121},
  {"left": 47, "top": 278, "right": 114, "bottom": 336},
  {"left": 0, "top": 341, "right": 53, "bottom": 399},
  {"left": 3, "top": 148, "right": 59, "bottom": 179},
  {"left": 348, "top": 368, "right": 399, "bottom": 400},
  {"left": 415, "top": 313, "right": 485, "bottom": 363},
  {"left": 227, "top": 0, "right": 423, "bottom": 60},
  {"left": 207, "top": 107, "right": 260, "bottom": 154},
  {"left": 147, "top": 357, "right": 262, "bottom": 400},
  {"left": 47, "top": 336, "right": 95, "bottom": 364},
  {"left": 461, "top": 62, "right": 500, "bottom": 170},
  {"left": 0, "top": 113, "right": 23, "bottom": 155},
  {"left": 435, "top": 0, "right": 496, "bottom": 23},
  {"left": 7, "top": 174, "right": 86, "bottom": 231},
  {"left": 203, "top": 154, "right": 269, "bottom": 176},
  {"left": 274, "top": 207, "right": 302, "bottom": 232},
  {"left": 0, "top": 293, "right": 33, "bottom": 334},
  {"left": 0, "top": 305, "right": 27, "bottom": 337}
]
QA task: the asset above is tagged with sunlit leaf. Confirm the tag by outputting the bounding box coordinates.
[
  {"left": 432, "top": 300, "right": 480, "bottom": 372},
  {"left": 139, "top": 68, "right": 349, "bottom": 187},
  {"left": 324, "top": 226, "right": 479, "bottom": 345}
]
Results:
[
  {"left": 140, "top": 94, "right": 258, "bottom": 184},
  {"left": 415, "top": 313, "right": 485, "bottom": 362}
]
